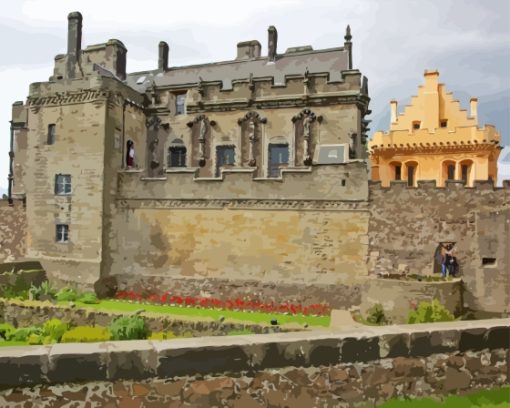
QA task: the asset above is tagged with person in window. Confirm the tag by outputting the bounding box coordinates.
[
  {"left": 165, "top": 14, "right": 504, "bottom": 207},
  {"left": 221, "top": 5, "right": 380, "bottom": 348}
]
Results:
[{"left": 126, "top": 140, "right": 135, "bottom": 168}]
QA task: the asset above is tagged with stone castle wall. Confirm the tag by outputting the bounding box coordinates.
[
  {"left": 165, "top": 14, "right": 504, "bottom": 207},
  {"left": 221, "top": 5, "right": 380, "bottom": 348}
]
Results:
[
  {"left": 0, "top": 200, "right": 26, "bottom": 263},
  {"left": 367, "top": 180, "right": 510, "bottom": 314},
  {"left": 0, "top": 319, "right": 508, "bottom": 406}
]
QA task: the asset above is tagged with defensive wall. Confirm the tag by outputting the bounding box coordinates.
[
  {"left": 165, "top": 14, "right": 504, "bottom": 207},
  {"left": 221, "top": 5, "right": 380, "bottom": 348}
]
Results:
[
  {"left": 0, "top": 319, "right": 508, "bottom": 406},
  {"left": 0, "top": 199, "right": 26, "bottom": 264},
  {"left": 368, "top": 179, "right": 510, "bottom": 314}
]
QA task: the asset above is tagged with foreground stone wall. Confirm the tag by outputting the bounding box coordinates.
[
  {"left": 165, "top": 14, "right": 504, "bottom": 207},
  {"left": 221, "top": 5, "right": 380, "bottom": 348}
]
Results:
[
  {"left": 368, "top": 180, "right": 510, "bottom": 314},
  {"left": 0, "top": 319, "right": 508, "bottom": 406},
  {"left": 0, "top": 199, "right": 26, "bottom": 263},
  {"left": 360, "top": 278, "right": 463, "bottom": 323}
]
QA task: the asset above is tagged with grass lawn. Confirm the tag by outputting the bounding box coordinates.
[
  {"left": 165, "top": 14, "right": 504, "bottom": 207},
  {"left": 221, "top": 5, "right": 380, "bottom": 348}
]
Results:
[
  {"left": 379, "top": 387, "right": 510, "bottom": 407},
  {"left": 61, "top": 299, "right": 331, "bottom": 327},
  {"left": 0, "top": 340, "right": 29, "bottom": 347}
]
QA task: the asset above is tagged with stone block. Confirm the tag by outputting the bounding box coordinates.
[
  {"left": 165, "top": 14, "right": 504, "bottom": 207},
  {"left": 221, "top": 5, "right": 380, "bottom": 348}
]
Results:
[
  {"left": 379, "top": 333, "right": 410, "bottom": 358},
  {"left": 484, "top": 326, "right": 510, "bottom": 350},
  {"left": 48, "top": 342, "right": 108, "bottom": 383},
  {"left": 443, "top": 367, "right": 471, "bottom": 392},
  {"left": 0, "top": 346, "right": 49, "bottom": 386},
  {"left": 459, "top": 328, "right": 487, "bottom": 352},
  {"left": 107, "top": 341, "right": 157, "bottom": 380},
  {"left": 410, "top": 329, "right": 460, "bottom": 356},
  {"left": 341, "top": 336, "right": 379, "bottom": 363}
]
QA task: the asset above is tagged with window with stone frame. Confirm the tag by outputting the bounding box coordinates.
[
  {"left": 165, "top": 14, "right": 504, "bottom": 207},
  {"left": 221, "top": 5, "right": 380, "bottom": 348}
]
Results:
[
  {"left": 55, "top": 174, "right": 72, "bottom": 195},
  {"left": 56, "top": 224, "right": 69, "bottom": 243},
  {"left": 168, "top": 146, "right": 187, "bottom": 167},
  {"left": 175, "top": 93, "right": 186, "bottom": 115}
]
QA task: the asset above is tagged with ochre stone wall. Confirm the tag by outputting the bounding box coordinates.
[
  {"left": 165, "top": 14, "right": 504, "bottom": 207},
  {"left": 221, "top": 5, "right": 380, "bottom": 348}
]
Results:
[
  {"left": 368, "top": 180, "right": 510, "bottom": 314},
  {"left": 0, "top": 200, "right": 26, "bottom": 263}
]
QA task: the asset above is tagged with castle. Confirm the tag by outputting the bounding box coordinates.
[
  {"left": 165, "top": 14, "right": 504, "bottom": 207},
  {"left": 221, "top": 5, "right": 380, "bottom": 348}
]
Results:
[{"left": 3, "top": 12, "right": 509, "bottom": 316}]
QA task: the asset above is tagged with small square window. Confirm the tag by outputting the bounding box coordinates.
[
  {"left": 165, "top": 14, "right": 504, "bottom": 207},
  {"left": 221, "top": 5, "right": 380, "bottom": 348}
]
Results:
[
  {"left": 412, "top": 121, "right": 421, "bottom": 130},
  {"left": 55, "top": 174, "right": 72, "bottom": 195},
  {"left": 48, "top": 124, "right": 56, "bottom": 145},
  {"left": 56, "top": 224, "right": 69, "bottom": 243},
  {"left": 440, "top": 120, "right": 448, "bottom": 128},
  {"left": 175, "top": 94, "right": 186, "bottom": 115}
]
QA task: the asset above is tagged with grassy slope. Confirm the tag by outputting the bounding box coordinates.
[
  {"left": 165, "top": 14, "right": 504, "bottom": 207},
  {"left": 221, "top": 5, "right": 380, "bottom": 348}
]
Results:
[{"left": 68, "top": 299, "right": 330, "bottom": 327}]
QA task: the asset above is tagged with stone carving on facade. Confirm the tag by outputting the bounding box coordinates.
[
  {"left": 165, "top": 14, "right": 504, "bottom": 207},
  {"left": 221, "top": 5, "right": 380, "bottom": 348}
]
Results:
[
  {"left": 187, "top": 114, "right": 213, "bottom": 167},
  {"left": 238, "top": 111, "right": 267, "bottom": 167},
  {"left": 292, "top": 108, "right": 320, "bottom": 165}
]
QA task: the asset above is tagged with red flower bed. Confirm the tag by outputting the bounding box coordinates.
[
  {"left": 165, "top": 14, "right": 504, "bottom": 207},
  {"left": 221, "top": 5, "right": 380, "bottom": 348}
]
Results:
[{"left": 114, "top": 290, "right": 330, "bottom": 316}]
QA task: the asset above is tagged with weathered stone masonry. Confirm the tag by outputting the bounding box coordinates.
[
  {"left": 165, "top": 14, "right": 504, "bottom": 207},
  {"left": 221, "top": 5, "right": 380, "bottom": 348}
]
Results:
[{"left": 0, "top": 319, "right": 508, "bottom": 406}]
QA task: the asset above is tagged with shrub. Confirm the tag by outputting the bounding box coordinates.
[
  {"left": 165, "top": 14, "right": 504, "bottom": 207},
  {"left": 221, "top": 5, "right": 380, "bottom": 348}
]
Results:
[
  {"left": 61, "top": 326, "right": 111, "bottom": 343},
  {"left": 0, "top": 323, "right": 16, "bottom": 340},
  {"left": 109, "top": 316, "right": 150, "bottom": 340},
  {"left": 149, "top": 331, "right": 177, "bottom": 340},
  {"left": 365, "top": 303, "right": 388, "bottom": 325},
  {"left": 27, "top": 333, "right": 43, "bottom": 345},
  {"left": 29, "top": 281, "right": 57, "bottom": 301},
  {"left": 11, "top": 326, "right": 42, "bottom": 342},
  {"left": 78, "top": 292, "right": 99, "bottom": 304},
  {"left": 56, "top": 288, "right": 78, "bottom": 302},
  {"left": 407, "top": 299, "right": 455, "bottom": 324},
  {"left": 42, "top": 319, "right": 68, "bottom": 342}
]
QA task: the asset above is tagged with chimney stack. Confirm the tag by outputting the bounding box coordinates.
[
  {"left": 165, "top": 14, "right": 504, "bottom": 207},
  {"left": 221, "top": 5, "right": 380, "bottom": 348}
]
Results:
[
  {"left": 268, "top": 26, "right": 278, "bottom": 62},
  {"left": 390, "top": 100, "right": 398, "bottom": 124},
  {"left": 66, "top": 11, "right": 82, "bottom": 79},
  {"left": 158, "top": 41, "right": 169, "bottom": 71},
  {"left": 470, "top": 97, "right": 478, "bottom": 122}
]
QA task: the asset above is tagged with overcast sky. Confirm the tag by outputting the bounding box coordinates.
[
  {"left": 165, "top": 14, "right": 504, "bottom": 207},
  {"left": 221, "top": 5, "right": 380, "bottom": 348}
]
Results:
[{"left": 1, "top": 0, "right": 509, "bottom": 191}]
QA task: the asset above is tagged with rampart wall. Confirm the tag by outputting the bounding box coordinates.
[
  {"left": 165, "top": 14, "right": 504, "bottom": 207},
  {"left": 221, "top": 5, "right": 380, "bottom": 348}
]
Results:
[
  {"left": 0, "top": 199, "right": 26, "bottom": 263},
  {"left": 0, "top": 319, "right": 508, "bottom": 406},
  {"left": 368, "top": 180, "right": 510, "bottom": 314}
]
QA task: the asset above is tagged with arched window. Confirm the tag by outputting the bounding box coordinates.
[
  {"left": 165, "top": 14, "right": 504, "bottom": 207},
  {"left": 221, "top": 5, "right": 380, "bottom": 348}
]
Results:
[{"left": 405, "top": 161, "right": 418, "bottom": 187}]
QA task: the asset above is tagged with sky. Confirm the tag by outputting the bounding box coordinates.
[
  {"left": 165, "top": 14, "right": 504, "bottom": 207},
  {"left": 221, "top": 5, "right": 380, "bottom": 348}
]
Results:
[{"left": 0, "top": 0, "right": 509, "bottom": 191}]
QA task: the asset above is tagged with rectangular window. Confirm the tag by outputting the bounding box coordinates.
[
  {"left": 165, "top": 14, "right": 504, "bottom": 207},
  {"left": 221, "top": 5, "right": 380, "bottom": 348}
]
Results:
[
  {"left": 482, "top": 257, "right": 496, "bottom": 266},
  {"left": 56, "top": 224, "right": 69, "bottom": 243},
  {"left": 440, "top": 120, "right": 448, "bottom": 128},
  {"left": 216, "top": 145, "right": 235, "bottom": 177},
  {"left": 175, "top": 94, "right": 186, "bottom": 115},
  {"left": 55, "top": 174, "right": 72, "bottom": 195},
  {"left": 268, "top": 144, "right": 289, "bottom": 178},
  {"left": 47, "top": 124, "right": 56, "bottom": 145},
  {"left": 395, "top": 165, "right": 401, "bottom": 181}
]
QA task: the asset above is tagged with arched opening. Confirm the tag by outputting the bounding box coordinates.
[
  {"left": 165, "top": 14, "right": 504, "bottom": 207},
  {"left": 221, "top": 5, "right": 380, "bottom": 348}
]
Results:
[
  {"left": 433, "top": 242, "right": 457, "bottom": 275},
  {"left": 442, "top": 160, "right": 456, "bottom": 186},
  {"left": 459, "top": 159, "right": 473, "bottom": 186},
  {"left": 404, "top": 161, "right": 418, "bottom": 187},
  {"left": 389, "top": 161, "right": 402, "bottom": 181}
]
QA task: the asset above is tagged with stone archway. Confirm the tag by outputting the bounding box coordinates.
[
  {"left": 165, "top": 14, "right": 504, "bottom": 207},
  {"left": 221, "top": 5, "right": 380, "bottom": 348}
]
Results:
[{"left": 433, "top": 242, "right": 456, "bottom": 274}]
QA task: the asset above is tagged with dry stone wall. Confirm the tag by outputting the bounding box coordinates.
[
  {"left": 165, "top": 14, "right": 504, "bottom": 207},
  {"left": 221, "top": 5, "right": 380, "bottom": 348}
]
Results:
[{"left": 0, "top": 319, "right": 508, "bottom": 406}]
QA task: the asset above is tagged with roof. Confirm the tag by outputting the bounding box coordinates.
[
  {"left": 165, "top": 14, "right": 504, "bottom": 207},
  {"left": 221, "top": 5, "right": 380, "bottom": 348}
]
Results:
[{"left": 125, "top": 47, "right": 350, "bottom": 92}]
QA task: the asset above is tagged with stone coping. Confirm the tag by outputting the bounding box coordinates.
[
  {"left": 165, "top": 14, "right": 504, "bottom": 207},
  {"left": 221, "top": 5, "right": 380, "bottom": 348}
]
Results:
[{"left": 0, "top": 318, "right": 508, "bottom": 387}]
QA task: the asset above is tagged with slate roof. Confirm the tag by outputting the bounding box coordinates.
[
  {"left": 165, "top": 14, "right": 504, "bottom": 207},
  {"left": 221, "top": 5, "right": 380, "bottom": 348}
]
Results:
[{"left": 125, "top": 47, "right": 350, "bottom": 93}]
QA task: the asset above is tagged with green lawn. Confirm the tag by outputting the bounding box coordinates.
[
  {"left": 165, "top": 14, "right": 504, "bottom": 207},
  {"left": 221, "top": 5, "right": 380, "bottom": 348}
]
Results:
[
  {"left": 62, "top": 299, "right": 330, "bottom": 327},
  {"left": 0, "top": 340, "right": 28, "bottom": 347},
  {"left": 379, "top": 387, "right": 510, "bottom": 408}
]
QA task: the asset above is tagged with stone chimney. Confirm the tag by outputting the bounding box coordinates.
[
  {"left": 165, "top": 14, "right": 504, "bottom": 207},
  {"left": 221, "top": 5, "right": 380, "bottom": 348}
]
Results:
[
  {"left": 236, "top": 40, "right": 261, "bottom": 60},
  {"left": 470, "top": 97, "right": 478, "bottom": 122},
  {"left": 390, "top": 100, "right": 398, "bottom": 124},
  {"left": 268, "top": 26, "right": 278, "bottom": 62},
  {"left": 159, "top": 41, "right": 169, "bottom": 71},
  {"left": 66, "top": 11, "right": 82, "bottom": 79}
]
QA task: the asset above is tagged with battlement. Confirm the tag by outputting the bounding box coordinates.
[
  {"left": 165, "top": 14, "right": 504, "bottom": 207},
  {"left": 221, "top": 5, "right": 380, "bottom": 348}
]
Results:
[
  {"left": 369, "top": 179, "right": 510, "bottom": 191},
  {"left": 117, "top": 162, "right": 369, "bottom": 203}
]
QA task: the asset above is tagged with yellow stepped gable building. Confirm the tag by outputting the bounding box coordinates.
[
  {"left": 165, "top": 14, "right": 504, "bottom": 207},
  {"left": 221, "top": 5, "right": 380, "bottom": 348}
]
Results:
[{"left": 369, "top": 70, "right": 501, "bottom": 187}]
